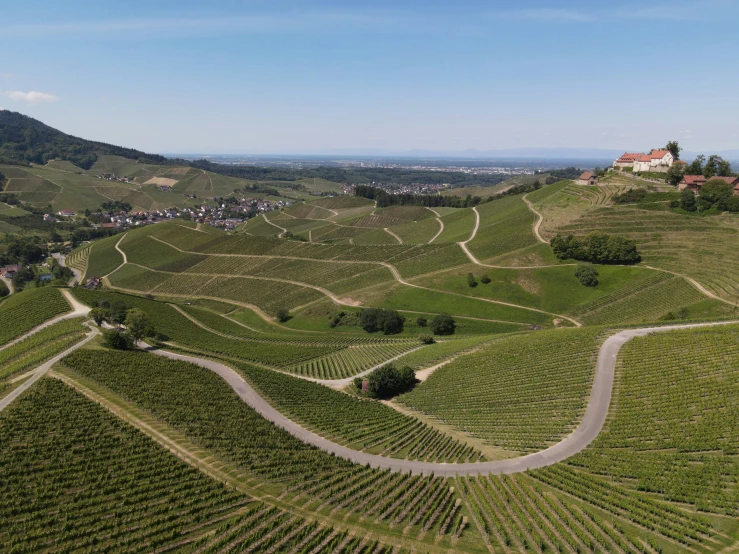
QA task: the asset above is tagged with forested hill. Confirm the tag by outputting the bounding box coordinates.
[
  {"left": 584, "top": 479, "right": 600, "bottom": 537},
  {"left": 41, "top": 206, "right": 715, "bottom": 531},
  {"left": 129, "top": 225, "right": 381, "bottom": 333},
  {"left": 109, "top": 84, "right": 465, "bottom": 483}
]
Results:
[
  {"left": 0, "top": 111, "right": 507, "bottom": 187},
  {"left": 0, "top": 110, "right": 171, "bottom": 169}
]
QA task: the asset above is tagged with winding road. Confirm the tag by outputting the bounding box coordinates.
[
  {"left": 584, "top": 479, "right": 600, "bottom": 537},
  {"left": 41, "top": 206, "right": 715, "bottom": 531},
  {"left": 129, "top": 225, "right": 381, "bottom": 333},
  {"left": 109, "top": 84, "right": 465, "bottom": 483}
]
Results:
[{"left": 146, "top": 319, "right": 738, "bottom": 476}]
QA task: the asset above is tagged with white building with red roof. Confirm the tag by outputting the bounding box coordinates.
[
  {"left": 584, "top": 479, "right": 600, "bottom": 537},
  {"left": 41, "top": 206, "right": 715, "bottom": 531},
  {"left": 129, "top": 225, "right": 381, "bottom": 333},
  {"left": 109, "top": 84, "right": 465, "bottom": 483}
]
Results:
[
  {"left": 613, "top": 152, "right": 642, "bottom": 169},
  {"left": 631, "top": 149, "right": 675, "bottom": 173}
]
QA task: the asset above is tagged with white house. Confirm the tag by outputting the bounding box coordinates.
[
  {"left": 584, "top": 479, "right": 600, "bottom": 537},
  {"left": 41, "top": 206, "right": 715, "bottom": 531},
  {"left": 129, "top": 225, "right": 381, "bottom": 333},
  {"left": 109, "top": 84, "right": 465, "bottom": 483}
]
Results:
[{"left": 631, "top": 150, "right": 675, "bottom": 173}]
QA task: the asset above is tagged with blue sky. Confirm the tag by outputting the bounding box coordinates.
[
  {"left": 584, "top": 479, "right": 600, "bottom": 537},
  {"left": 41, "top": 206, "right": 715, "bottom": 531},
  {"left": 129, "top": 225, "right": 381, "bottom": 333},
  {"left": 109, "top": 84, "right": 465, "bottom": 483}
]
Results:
[{"left": 1, "top": 0, "right": 738, "bottom": 154}]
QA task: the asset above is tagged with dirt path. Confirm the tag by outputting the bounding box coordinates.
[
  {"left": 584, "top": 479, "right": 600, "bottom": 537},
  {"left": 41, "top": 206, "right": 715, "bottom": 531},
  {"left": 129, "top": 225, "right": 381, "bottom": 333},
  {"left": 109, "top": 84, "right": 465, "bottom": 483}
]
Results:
[
  {"left": 384, "top": 228, "right": 403, "bottom": 244},
  {"left": 263, "top": 213, "right": 287, "bottom": 237},
  {"left": 102, "top": 232, "right": 129, "bottom": 279},
  {"left": 0, "top": 289, "right": 91, "bottom": 353},
  {"left": 522, "top": 193, "right": 546, "bottom": 244},
  {"left": 426, "top": 208, "right": 444, "bottom": 244},
  {"left": 0, "top": 326, "right": 98, "bottom": 413}
]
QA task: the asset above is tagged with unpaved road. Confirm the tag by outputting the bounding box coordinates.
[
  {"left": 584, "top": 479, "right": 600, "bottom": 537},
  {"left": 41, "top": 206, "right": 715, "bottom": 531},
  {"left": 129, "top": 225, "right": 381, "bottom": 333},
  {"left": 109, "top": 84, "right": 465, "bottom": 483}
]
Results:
[{"left": 145, "top": 320, "right": 738, "bottom": 476}]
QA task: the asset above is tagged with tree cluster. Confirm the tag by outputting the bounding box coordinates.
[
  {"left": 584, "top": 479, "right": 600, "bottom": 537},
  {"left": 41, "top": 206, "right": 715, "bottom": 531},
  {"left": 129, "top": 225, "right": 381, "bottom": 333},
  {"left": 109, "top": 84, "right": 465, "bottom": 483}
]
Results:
[
  {"left": 359, "top": 308, "right": 404, "bottom": 334},
  {"left": 678, "top": 180, "right": 739, "bottom": 213},
  {"left": 550, "top": 232, "right": 640, "bottom": 264},
  {"left": 429, "top": 313, "right": 456, "bottom": 336},
  {"left": 355, "top": 363, "right": 417, "bottom": 399},
  {"left": 92, "top": 303, "right": 157, "bottom": 350},
  {"left": 612, "top": 188, "right": 648, "bottom": 204}
]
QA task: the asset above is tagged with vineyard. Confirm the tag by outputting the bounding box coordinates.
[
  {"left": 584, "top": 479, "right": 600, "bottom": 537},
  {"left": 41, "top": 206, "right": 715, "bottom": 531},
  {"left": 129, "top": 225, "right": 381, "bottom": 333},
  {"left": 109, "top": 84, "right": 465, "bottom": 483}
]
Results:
[
  {"left": 238, "top": 362, "right": 486, "bottom": 462},
  {"left": 0, "top": 379, "right": 247, "bottom": 553},
  {"left": 0, "top": 318, "right": 88, "bottom": 380},
  {"left": 0, "top": 287, "right": 72, "bottom": 347},
  {"left": 289, "top": 341, "right": 422, "bottom": 379},
  {"left": 399, "top": 328, "right": 603, "bottom": 452},
  {"left": 60, "top": 349, "right": 470, "bottom": 546},
  {"left": 65, "top": 244, "right": 90, "bottom": 279},
  {"left": 84, "top": 232, "right": 124, "bottom": 278}
]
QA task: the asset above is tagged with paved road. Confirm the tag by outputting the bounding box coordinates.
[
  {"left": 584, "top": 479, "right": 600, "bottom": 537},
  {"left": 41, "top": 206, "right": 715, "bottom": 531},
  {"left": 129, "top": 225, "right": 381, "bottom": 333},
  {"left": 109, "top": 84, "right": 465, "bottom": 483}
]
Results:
[
  {"left": 0, "top": 326, "right": 98, "bottom": 413},
  {"left": 146, "top": 320, "right": 738, "bottom": 476}
]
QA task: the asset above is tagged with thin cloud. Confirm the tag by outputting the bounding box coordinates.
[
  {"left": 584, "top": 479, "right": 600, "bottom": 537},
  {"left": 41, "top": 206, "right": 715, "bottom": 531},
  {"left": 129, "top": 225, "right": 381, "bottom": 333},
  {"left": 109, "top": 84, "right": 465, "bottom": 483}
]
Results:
[
  {"left": 5, "top": 90, "right": 59, "bottom": 103},
  {"left": 498, "top": 9, "right": 595, "bottom": 22},
  {"left": 0, "top": 73, "right": 14, "bottom": 79}
]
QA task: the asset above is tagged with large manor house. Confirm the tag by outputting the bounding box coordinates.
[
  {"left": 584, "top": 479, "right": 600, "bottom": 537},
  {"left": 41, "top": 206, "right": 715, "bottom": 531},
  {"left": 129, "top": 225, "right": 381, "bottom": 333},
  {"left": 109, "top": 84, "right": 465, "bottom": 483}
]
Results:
[{"left": 613, "top": 149, "right": 676, "bottom": 172}]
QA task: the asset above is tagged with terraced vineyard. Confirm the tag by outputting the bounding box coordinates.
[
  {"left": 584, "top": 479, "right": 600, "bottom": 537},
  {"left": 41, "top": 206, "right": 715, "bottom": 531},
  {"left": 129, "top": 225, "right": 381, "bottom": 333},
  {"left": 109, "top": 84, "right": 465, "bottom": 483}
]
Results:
[
  {"left": 290, "top": 341, "right": 421, "bottom": 379},
  {"left": 0, "top": 287, "right": 71, "bottom": 346},
  {"left": 239, "top": 362, "right": 485, "bottom": 462},
  {"left": 65, "top": 244, "right": 90, "bottom": 279},
  {"left": 400, "top": 328, "right": 603, "bottom": 452}
]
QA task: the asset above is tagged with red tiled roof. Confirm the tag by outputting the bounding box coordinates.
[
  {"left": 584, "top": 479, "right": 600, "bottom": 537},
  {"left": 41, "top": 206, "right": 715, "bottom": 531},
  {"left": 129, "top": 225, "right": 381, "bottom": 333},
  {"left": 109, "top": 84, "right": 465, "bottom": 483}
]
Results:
[
  {"left": 616, "top": 152, "right": 642, "bottom": 163},
  {"left": 648, "top": 149, "right": 670, "bottom": 160},
  {"left": 637, "top": 154, "right": 652, "bottom": 162},
  {"left": 707, "top": 176, "right": 739, "bottom": 185},
  {"left": 579, "top": 171, "right": 595, "bottom": 180},
  {"left": 681, "top": 175, "right": 706, "bottom": 186}
]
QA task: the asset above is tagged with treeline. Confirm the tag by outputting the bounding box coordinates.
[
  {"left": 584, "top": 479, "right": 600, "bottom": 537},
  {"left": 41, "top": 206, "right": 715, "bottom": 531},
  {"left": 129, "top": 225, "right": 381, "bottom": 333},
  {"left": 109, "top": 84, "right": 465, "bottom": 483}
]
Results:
[
  {"left": 355, "top": 180, "right": 545, "bottom": 208},
  {"left": 0, "top": 110, "right": 171, "bottom": 169},
  {"left": 192, "top": 159, "right": 509, "bottom": 187},
  {"left": 550, "top": 231, "right": 640, "bottom": 264}
]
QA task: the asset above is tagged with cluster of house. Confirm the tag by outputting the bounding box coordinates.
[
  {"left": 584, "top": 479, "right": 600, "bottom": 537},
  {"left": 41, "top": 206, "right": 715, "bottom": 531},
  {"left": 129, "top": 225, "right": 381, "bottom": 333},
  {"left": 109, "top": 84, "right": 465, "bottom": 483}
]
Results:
[
  {"left": 95, "top": 173, "right": 132, "bottom": 183},
  {"left": 613, "top": 150, "right": 677, "bottom": 173},
  {"left": 679, "top": 175, "right": 739, "bottom": 194}
]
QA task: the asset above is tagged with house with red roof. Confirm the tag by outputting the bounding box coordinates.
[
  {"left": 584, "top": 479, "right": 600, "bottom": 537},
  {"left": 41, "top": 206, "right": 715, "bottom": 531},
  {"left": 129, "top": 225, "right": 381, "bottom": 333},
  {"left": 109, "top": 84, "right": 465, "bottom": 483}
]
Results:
[
  {"left": 576, "top": 171, "right": 599, "bottom": 185},
  {"left": 632, "top": 150, "right": 675, "bottom": 173},
  {"left": 613, "top": 153, "right": 642, "bottom": 170},
  {"left": 679, "top": 175, "right": 739, "bottom": 194}
]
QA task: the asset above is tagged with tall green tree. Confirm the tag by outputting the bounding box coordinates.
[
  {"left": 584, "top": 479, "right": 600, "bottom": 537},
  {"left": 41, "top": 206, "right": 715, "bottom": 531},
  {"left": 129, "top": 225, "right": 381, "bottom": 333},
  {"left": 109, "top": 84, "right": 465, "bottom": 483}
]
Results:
[
  {"left": 665, "top": 141, "right": 681, "bottom": 160},
  {"left": 124, "top": 308, "right": 153, "bottom": 343},
  {"left": 687, "top": 155, "right": 704, "bottom": 176},
  {"left": 680, "top": 188, "right": 697, "bottom": 212}
]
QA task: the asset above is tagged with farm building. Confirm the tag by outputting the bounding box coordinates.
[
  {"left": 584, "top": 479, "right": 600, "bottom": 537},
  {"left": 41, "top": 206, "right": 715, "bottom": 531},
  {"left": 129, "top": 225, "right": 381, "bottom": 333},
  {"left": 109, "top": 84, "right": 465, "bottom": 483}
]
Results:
[
  {"left": 613, "top": 149, "right": 675, "bottom": 172},
  {"left": 576, "top": 171, "right": 599, "bottom": 185},
  {"left": 613, "top": 153, "right": 642, "bottom": 169},
  {"left": 679, "top": 175, "right": 739, "bottom": 194}
]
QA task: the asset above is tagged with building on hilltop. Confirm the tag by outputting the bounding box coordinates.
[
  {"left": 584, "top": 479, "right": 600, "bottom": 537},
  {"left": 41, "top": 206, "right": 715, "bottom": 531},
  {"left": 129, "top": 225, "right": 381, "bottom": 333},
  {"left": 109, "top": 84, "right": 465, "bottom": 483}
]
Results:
[
  {"left": 613, "top": 153, "right": 642, "bottom": 169},
  {"left": 576, "top": 171, "right": 599, "bottom": 185},
  {"left": 613, "top": 149, "right": 675, "bottom": 172}
]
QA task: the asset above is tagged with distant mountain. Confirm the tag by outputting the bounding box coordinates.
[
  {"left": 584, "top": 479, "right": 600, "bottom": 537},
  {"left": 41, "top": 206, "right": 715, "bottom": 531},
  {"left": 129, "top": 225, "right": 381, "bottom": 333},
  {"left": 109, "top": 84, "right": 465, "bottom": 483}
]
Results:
[{"left": 0, "top": 110, "right": 170, "bottom": 169}]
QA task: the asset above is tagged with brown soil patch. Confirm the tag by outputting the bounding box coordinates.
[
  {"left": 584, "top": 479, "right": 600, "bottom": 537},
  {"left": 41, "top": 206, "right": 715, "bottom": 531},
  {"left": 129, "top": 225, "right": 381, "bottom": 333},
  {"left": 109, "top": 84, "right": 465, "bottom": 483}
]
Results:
[
  {"left": 516, "top": 271, "right": 541, "bottom": 294},
  {"left": 144, "top": 177, "right": 178, "bottom": 186}
]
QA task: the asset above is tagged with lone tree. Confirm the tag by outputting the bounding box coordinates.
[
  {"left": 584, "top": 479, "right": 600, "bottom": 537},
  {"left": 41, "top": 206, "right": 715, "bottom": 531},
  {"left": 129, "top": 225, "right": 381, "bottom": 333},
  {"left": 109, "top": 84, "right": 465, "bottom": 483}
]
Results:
[
  {"left": 124, "top": 308, "right": 153, "bottom": 343},
  {"left": 467, "top": 273, "right": 477, "bottom": 288},
  {"left": 574, "top": 264, "right": 599, "bottom": 287},
  {"left": 365, "top": 364, "right": 417, "bottom": 399},
  {"left": 680, "top": 188, "right": 697, "bottom": 212},
  {"left": 275, "top": 308, "right": 291, "bottom": 322},
  {"left": 430, "top": 313, "right": 456, "bottom": 336}
]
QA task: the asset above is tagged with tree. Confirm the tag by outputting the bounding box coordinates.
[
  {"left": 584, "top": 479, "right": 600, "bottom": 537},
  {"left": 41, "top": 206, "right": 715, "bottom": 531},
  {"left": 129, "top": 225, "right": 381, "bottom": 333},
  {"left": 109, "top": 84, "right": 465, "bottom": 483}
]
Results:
[
  {"left": 467, "top": 272, "right": 477, "bottom": 288},
  {"left": 666, "top": 163, "right": 686, "bottom": 186},
  {"left": 703, "top": 155, "right": 727, "bottom": 179},
  {"left": 480, "top": 274, "right": 491, "bottom": 284},
  {"left": 366, "top": 364, "right": 417, "bottom": 399},
  {"left": 124, "top": 308, "right": 152, "bottom": 343},
  {"left": 416, "top": 316, "right": 427, "bottom": 327},
  {"left": 360, "top": 308, "right": 379, "bottom": 332},
  {"left": 89, "top": 307, "right": 107, "bottom": 326},
  {"left": 430, "top": 313, "right": 456, "bottom": 336},
  {"left": 574, "top": 264, "right": 599, "bottom": 287},
  {"left": 419, "top": 335, "right": 435, "bottom": 344},
  {"left": 275, "top": 308, "right": 290, "bottom": 322},
  {"left": 680, "top": 187, "right": 697, "bottom": 212},
  {"left": 665, "top": 141, "right": 681, "bottom": 160},
  {"left": 378, "top": 309, "right": 404, "bottom": 335},
  {"left": 0, "top": 280, "right": 8, "bottom": 298},
  {"left": 102, "top": 329, "right": 134, "bottom": 350},
  {"left": 700, "top": 179, "right": 733, "bottom": 209},
  {"left": 687, "top": 155, "right": 704, "bottom": 176}
]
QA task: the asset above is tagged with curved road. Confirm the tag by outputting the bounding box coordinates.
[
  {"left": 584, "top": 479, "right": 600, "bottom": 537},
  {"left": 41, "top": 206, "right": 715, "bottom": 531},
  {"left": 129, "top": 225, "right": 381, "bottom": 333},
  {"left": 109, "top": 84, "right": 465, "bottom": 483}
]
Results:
[{"left": 147, "top": 319, "right": 737, "bottom": 476}]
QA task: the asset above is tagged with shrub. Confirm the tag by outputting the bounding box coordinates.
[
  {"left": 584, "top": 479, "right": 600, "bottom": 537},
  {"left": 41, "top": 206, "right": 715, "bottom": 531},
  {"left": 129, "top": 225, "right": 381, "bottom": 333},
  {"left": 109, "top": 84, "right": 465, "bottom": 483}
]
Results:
[
  {"left": 480, "top": 274, "right": 491, "bottom": 284},
  {"left": 467, "top": 273, "right": 477, "bottom": 288},
  {"left": 0, "top": 280, "right": 8, "bottom": 298},
  {"left": 366, "top": 364, "right": 417, "bottom": 399},
  {"left": 416, "top": 316, "right": 427, "bottom": 327},
  {"left": 700, "top": 179, "right": 734, "bottom": 209},
  {"left": 430, "top": 313, "right": 456, "bottom": 336},
  {"left": 680, "top": 188, "right": 697, "bottom": 212},
  {"left": 612, "top": 188, "right": 648, "bottom": 204},
  {"left": 275, "top": 308, "right": 291, "bottom": 322},
  {"left": 574, "top": 264, "right": 599, "bottom": 287},
  {"left": 101, "top": 329, "right": 134, "bottom": 350},
  {"left": 419, "top": 335, "right": 435, "bottom": 344}
]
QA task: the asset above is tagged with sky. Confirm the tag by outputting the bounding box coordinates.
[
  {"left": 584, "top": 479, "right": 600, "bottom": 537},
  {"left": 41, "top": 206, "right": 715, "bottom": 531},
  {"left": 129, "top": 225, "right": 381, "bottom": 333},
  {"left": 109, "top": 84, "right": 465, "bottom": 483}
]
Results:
[{"left": 1, "top": 0, "right": 739, "bottom": 155}]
